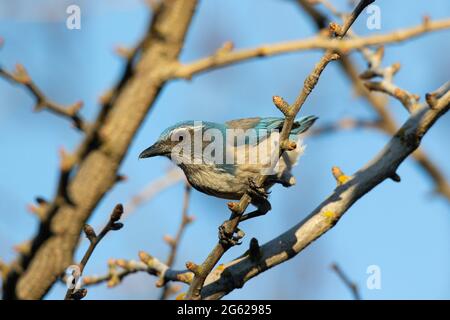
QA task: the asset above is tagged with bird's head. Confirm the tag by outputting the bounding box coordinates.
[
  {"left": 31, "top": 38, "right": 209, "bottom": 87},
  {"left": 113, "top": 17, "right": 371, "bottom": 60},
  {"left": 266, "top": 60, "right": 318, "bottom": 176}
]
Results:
[
  {"left": 139, "top": 121, "right": 217, "bottom": 162},
  {"left": 139, "top": 121, "right": 194, "bottom": 159}
]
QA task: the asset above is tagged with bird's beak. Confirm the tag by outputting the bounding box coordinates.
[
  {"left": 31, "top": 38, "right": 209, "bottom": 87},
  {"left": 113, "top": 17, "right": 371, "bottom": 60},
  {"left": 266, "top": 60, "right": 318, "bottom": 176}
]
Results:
[{"left": 139, "top": 142, "right": 165, "bottom": 159}]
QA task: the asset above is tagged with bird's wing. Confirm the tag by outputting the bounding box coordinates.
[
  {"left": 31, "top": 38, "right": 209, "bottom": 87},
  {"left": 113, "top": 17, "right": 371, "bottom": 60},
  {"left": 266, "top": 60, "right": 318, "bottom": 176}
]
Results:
[
  {"left": 226, "top": 117, "right": 289, "bottom": 131},
  {"left": 225, "top": 117, "right": 262, "bottom": 130},
  {"left": 253, "top": 116, "right": 318, "bottom": 135},
  {"left": 204, "top": 117, "right": 317, "bottom": 174},
  {"left": 225, "top": 116, "right": 317, "bottom": 143}
]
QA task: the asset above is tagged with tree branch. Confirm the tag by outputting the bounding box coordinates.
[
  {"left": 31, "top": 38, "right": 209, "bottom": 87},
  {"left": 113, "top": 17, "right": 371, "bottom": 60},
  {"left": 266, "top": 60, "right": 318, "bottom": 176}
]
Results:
[
  {"left": 80, "top": 183, "right": 194, "bottom": 299},
  {"left": 299, "top": 0, "right": 450, "bottom": 201},
  {"left": 199, "top": 86, "right": 449, "bottom": 299},
  {"left": 160, "top": 183, "right": 194, "bottom": 299},
  {"left": 331, "top": 263, "right": 361, "bottom": 300},
  {"left": 82, "top": 252, "right": 193, "bottom": 290},
  {"left": 0, "top": 64, "right": 86, "bottom": 131},
  {"left": 360, "top": 46, "right": 420, "bottom": 113},
  {"left": 64, "top": 204, "right": 124, "bottom": 300},
  {"left": 172, "top": 18, "right": 450, "bottom": 79}
]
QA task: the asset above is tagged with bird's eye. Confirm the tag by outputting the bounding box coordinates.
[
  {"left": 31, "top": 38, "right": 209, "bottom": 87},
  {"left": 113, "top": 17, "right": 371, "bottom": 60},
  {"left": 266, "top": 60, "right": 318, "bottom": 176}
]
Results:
[{"left": 179, "top": 136, "right": 184, "bottom": 141}]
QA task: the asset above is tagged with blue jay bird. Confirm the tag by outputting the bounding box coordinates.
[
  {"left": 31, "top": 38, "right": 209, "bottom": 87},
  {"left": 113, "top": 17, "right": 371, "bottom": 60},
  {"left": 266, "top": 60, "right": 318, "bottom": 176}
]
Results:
[{"left": 139, "top": 116, "right": 317, "bottom": 227}]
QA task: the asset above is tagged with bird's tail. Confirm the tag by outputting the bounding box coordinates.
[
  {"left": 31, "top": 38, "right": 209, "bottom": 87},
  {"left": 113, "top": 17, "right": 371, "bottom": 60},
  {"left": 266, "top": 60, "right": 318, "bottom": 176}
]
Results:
[{"left": 291, "top": 115, "right": 318, "bottom": 135}]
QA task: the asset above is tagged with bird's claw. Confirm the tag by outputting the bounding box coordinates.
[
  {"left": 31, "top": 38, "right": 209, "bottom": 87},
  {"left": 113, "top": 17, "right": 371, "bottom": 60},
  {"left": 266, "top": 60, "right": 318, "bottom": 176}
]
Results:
[
  {"left": 248, "top": 178, "right": 270, "bottom": 199},
  {"left": 218, "top": 223, "right": 245, "bottom": 246}
]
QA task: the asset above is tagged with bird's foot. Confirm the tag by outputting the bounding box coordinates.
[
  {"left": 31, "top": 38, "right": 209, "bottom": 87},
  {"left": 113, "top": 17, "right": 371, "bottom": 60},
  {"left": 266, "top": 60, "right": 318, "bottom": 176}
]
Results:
[
  {"left": 218, "top": 221, "right": 245, "bottom": 246},
  {"left": 247, "top": 178, "right": 270, "bottom": 199}
]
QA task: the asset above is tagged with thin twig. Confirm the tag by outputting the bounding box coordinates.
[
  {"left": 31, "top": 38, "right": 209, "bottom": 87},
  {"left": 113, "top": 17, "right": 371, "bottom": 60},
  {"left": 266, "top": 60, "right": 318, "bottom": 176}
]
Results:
[
  {"left": 331, "top": 263, "right": 361, "bottom": 300},
  {"left": 64, "top": 204, "right": 124, "bottom": 300},
  {"left": 82, "top": 252, "right": 193, "bottom": 290},
  {"left": 160, "top": 183, "right": 193, "bottom": 299},
  {"left": 333, "top": 0, "right": 375, "bottom": 36},
  {"left": 0, "top": 64, "right": 86, "bottom": 131},
  {"left": 361, "top": 46, "right": 420, "bottom": 113},
  {"left": 81, "top": 185, "right": 194, "bottom": 298}
]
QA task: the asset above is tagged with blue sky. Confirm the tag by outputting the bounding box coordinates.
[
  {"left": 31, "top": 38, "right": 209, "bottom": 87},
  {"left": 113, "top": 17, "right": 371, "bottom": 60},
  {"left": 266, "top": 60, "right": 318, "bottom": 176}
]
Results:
[{"left": 0, "top": 0, "right": 449, "bottom": 299}]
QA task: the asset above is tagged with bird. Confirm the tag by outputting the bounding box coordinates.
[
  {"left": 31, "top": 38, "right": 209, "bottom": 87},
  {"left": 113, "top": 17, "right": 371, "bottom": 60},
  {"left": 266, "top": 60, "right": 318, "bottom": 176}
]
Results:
[{"left": 139, "top": 116, "right": 317, "bottom": 230}]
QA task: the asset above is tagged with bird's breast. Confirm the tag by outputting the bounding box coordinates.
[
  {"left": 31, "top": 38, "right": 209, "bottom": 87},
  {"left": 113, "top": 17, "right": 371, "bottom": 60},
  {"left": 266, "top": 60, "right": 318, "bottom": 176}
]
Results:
[{"left": 180, "top": 164, "right": 248, "bottom": 200}]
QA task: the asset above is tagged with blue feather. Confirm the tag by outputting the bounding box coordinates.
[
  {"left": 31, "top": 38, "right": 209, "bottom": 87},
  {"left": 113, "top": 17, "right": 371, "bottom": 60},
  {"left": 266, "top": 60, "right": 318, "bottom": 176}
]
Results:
[
  {"left": 158, "top": 116, "right": 317, "bottom": 142},
  {"left": 225, "top": 116, "right": 318, "bottom": 144}
]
